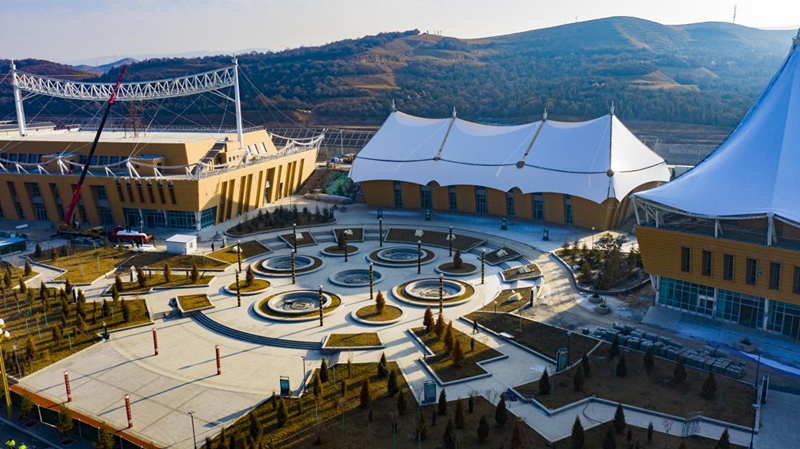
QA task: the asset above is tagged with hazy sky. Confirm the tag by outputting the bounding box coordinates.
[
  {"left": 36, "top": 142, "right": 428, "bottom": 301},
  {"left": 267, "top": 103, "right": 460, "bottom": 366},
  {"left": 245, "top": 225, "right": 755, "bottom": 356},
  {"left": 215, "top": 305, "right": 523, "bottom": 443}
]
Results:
[{"left": 2, "top": 0, "right": 799, "bottom": 64}]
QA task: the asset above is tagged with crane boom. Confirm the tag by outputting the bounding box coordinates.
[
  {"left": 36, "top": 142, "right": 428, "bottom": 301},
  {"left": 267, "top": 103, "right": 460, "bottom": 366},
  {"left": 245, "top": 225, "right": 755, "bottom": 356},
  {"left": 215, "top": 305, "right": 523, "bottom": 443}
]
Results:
[{"left": 63, "top": 65, "right": 126, "bottom": 226}]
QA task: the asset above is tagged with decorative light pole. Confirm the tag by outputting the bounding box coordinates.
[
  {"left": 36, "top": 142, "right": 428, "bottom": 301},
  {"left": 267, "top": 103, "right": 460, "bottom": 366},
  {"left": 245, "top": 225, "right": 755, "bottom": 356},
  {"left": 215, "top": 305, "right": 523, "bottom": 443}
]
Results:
[
  {"left": 591, "top": 227, "right": 596, "bottom": 248},
  {"left": 369, "top": 262, "right": 374, "bottom": 299},
  {"left": 293, "top": 223, "right": 298, "bottom": 252},
  {"left": 318, "top": 285, "right": 324, "bottom": 327},
  {"left": 235, "top": 269, "right": 242, "bottom": 307},
  {"left": 448, "top": 226, "right": 453, "bottom": 256},
  {"left": 438, "top": 273, "right": 444, "bottom": 315},
  {"left": 152, "top": 328, "right": 159, "bottom": 356},
  {"left": 0, "top": 319, "right": 10, "bottom": 418},
  {"left": 215, "top": 345, "right": 221, "bottom": 375},
  {"left": 417, "top": 240, "right": 422, "bottom": 275},
  {"left": 343, "top": 229, "right": 353, "bottom": 263},
  {"left": 236, "top": 240, "right": 242, "bottom": 272},
  {"left": 378, "top": 218, "right": 383, "bottom": 247},
  {"left": 481, "top": 249, "right": 486, "bottom": 284},
  {"left": 64, "top": 370, "right": 72, "bottom": 402},
  {"left": 124, "top": 394, "right": 133, "bottom": 428},
  {"left": 292, "top": 249, "right": 297, "bottom": 284}
]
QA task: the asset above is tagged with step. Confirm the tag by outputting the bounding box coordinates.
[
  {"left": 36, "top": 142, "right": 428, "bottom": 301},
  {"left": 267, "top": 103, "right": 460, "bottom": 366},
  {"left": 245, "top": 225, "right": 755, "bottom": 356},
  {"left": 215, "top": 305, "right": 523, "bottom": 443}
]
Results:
[{"left": 193, "top": 313, "right": 321, "bottom": 350}]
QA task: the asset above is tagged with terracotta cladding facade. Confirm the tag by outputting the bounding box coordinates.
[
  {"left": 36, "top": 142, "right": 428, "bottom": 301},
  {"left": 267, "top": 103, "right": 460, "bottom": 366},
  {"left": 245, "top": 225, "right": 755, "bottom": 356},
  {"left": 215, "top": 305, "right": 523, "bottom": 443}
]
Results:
[
  {"left": 636, "top": 226, "right": 800, "bottom": 308},
  {"left": 0, "top": 130, "right": 317, "bottom": 229},
  {"left": 359, "top": 180, "right": 630, "bottom": 231}
]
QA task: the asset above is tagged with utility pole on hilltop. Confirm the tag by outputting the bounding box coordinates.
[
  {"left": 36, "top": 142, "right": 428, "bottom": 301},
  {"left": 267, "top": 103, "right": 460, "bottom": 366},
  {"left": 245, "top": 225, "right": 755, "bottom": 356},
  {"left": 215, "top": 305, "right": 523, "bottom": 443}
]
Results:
[{"left": 733, "top": 5, "right": 737, "bottom": 24}]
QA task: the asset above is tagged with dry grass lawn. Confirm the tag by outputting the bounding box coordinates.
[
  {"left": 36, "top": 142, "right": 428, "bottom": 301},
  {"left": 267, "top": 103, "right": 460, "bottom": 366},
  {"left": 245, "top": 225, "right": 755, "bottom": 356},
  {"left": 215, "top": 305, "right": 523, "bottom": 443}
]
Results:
[
  {"left": 412, "top": 326, "right": 502, "bottom": 382},
  {"left": 119, "top": 273, "right": 213, "bottom": 293},
  {"left": 177, "top": 294, "right": 212, "bottom": 311},
  {"left": 515, "top": 344, "right": 756, "bottom": 427},
  {"left": 326, "top": 333, "right": 382, "bottom": 347},
  {"left": 30, "top": 245, "right": 135, "bottom": 284},
  {"left": 122, "top": 252, "right": 228, "bottom": 270},
  {"left": 355, "top": 305, "right": 402, "bottom": 322},
  {"left": 209, "top": 240, "right": 271, "bottom": 264}
]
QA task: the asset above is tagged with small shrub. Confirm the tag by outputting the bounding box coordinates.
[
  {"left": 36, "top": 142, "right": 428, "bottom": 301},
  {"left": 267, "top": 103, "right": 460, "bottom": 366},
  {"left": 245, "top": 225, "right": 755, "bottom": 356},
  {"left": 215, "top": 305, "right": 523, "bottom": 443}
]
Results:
[
  {"left": 452, "top": 340, "right": 464, "bottom": 367},
  {"left": 477, "top": 415, "right": 490, "bottom": 442},
  {"left": 702, "top": 370, "right": 717, "bottom": 399},
  {"left": 571, "top": 416, "right": 585, "bottom": 449},
  {"left": 276, "top": 398, "right": 288, "bottom": 427},
  {"left": 360, "top": 379, "right": 371, "bottom": 409},
  {"left": 644, "top": 345, "right": 655, "bottom": 373},
  {"left": 375, "top": 290, "right": 386, "bottom": 315},
  {"left": 245, "top": 266, "right": 255, "bottom": 287},
  {"left": 581, "top": 353, "right": 591, "bottom": 378},
  {"left": 609, "top": 335, "right": 620, "bottom": 358},
  {"left": 34, "top": 243, "right": 42, "bottom": 258},
  {"left": 190, "top": 261, "right": 200, "bottom": 282},
  {"left": 24, "top": 260, "right": 32, "bottom": 276},
  {"left": 387, "top": 369, "right": 399, "bottom": 396},
  {"left": 453, "top": 250, "right": 462, "bottom": 269},
  {"left": 20, "top": 392, "right": 33, "bottom": 419},
  {"left": 511, "top": 420, "right": 525, "bottom": 449},
  {"left": 396, "top": 390, "right": 407, "bottom": 414},
  {"left": 539, "top": 369, "right": 551, "bottom": 395},
  {"left": 423, "top": 307, "right": 434, "bottom": 333},
  {"left": 455, "top": 399, "right": 466, "bottom": 429},
  {"left": 674, "top": 357, "right": 687, "bottom": 384},
  {"left": 58, "top": 405, "right": 75, "bottom": 435},
  {"left": 438, "top": 388, "right": 447, "bottom": 415},
  {"left": 647, "top": 422, "right": 654, "bottom": 442},
  {"left": 319, "top": 358, "right": 330, "bottom": 383},
  {"left": 602, "top": 424, "right": 616, "bottom": 449}
]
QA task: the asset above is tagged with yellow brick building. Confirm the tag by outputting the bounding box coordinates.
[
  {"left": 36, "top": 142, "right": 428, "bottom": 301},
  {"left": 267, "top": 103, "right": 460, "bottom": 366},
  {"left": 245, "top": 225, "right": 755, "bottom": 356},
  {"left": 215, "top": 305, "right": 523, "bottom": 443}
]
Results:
[
  {"left": 350, "top": 110, "right": 670, "bottom": 231},
  {"left": 634, "top": 34, "right": 800, "bottom": 341},
  {"left": 0, "top": 127, "right": 318, "bottom": 231}
]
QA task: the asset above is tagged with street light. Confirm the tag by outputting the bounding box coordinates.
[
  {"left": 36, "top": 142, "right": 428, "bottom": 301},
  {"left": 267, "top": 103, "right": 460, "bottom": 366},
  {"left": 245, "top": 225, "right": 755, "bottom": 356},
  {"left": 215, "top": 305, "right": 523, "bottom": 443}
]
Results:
[
  {"left": 591, "top": 227, "right": 596, "bottom": 247},
  {"left": 0, "top": 320, "right": 12, "bottom": 418},
  {"left": 188, "top": 411, "right": 197, "bottom": 449}
]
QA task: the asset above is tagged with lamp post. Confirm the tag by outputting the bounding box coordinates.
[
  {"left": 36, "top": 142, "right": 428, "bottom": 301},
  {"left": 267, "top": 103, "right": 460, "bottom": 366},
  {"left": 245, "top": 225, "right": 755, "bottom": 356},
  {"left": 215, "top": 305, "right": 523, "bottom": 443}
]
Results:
[
  {"left": 318, "top": 285, "right": 324, "bottom": 327},
  {"left": 2, "top": 322, "right": 16, "bottom": 417},
  {"left": 152, "top": 328, "right": 159, "bottom": 356},
  {"left": 188, "top": 411, "right": 198, "bottom": 449},
  {"left": 215, "top": 345, "right": 221, "bottom": 375},
  {"left": 236, "top": 240, "right": 242, "bottom": 272},
  {"left": 301, "top": 355, "right": 307, "bottom": 378},
  {"left": 591, "top": 227, "right": 596, "bottom": 247},
  {"left": 448, "top": 226, "right": 453, "bottom": 256},
  {"left": 417, "top": 240, "right": 422, "bottom": 275},
  {"left": 291, "top": 250, "right": 296, "bottom": 284},
  {"left": 749, "top": 403, "right": 760, "bottom": 449},
  {"left": 293, "top": 223, "right": 298, "bottom": 253},
  {"left": 124, "top": 394, "right": 133, "bottom": 428},
  {"left": 438, "top": 273, "right": 444, "bottom": 315},
  {"left": 378, "top": 218, "right": 383, "bottom": 247},
  {"left": 369, "top": 262, "right": 374, "bottom": 299},
  {"left": 64, "top": 370, "right": 72, "bottom": 402},
  {"left": 343, "top": 231, "right": 348, "bottom": 262},
  {"left": 235, "top": 269, "right": 241, "bottom": 308},
  {"left": 481, "top": 249, "right": 486, "bottom": 284}
]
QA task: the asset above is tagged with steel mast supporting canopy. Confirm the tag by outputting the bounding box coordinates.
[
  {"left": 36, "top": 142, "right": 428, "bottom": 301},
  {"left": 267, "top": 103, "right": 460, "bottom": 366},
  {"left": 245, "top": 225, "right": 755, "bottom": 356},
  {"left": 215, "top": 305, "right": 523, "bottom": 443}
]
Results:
[{"left": 9, "top": 62, "right": 244, "bottom": 150}]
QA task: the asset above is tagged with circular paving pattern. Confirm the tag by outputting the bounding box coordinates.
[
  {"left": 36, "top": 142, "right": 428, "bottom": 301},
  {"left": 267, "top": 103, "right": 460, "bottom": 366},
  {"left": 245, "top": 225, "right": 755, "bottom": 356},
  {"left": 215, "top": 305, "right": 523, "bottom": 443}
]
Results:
[
  {"left": 367, "top": 246, "right": 436, "bottom": 267},
  {"left": 254, "top": 254, "right": 324, "bottom": 277},
  {"left": 391, "top": 277, "right": 476, "bottom": 307},
  {"left": 255, "top": 289, "right": 342, "bottom": 321},
  {"left": 329, "top": 268, "right": 384, "bottom": 287}
]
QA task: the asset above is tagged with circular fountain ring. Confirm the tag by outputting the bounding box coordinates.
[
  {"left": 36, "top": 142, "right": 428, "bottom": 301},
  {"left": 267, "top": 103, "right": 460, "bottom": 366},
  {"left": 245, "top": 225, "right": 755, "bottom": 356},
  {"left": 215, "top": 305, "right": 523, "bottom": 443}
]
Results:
[
  {"left": 255, "top": 289, "right": 341, "bottom": 322},
  {"left": 404, "top": 278, "right": 466, "bottom": 301},
  {"left": 329, "top": 268, "right": 384, "bottom": 287},
  {"left": 391, "top": 277, "right": 475, "bottom": 307},
  {"left": 254, "top": 254, "right": 324, "bottom": 277},
  {"left": 367, "top": 246, "right": 436, "bottom": 267}
]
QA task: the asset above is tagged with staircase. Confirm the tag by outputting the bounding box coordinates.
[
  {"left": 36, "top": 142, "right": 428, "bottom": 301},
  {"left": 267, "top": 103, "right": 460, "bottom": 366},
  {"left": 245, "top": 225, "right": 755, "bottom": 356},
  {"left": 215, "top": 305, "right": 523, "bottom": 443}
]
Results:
[{"left": 194, "top": 312, "right": 322, "bottom": 350}]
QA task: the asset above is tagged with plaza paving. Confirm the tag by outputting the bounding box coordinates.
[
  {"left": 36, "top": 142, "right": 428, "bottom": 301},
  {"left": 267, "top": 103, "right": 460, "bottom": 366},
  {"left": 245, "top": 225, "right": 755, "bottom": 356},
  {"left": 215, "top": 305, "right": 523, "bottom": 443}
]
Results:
[{"left": 7, "top": 200, "right": 798, "bottom": 448}]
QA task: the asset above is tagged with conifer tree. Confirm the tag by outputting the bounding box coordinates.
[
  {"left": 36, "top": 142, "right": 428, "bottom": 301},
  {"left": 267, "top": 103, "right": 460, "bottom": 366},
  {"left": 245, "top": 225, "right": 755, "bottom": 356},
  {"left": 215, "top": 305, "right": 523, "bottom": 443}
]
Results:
[
  {"left": 417, "top": 413, "right": 428, "bottom": 441},
  {"left": 455, "top": 399, "right": 466, "bottom": 429},
  {"left": 387, "top": 369, "right": 399, "bottom": 396},
  {"left": 539, "top": 369, "right": 551, "bottom": 395},
  {"left": 375, "top": 290, "right": 386, "bottom": 315},
  {"left": 438, "top": 388, "right": 447, "bottom": 415},
  {"left": 495, "top": 397, "right": 508, "bottom": 426},
  {"left": 701, "top": 370, "right": 717, "bottom": 399},
  {"left": 573, "top": 365, "right": 585, "bottom": 391},
  {"left": 582, "top": 353, "right": 591, "bottom": 378},
  {"left": 423, "top": 306, "right": 434, "bottom": 333},
  {"left": 616, "top": 351, "right": 628, "bottom": 378},
  {"left": 477, "top": 415, "right": 490, "bottom": 442},
  {"left": 571, "top": 416, "right": 586, "bottom": 449},
  {"left": 164, "top": 263, "right": 173, "bottom": 282},
  {"left": 396, "top": 391, "right": 407, "bottom": 414},
  {"left": 613, "top": 403, "right": 626, "bottom": 434},
  {"left": 602, "top": 424, "right": 616, "bottom": 449},
  {"left": 452, "top": 340, "right": 464, "bottom": 367},
  {"left": 276, "top": 399, "right": 288, "bottom": 427},
  {"left": 360, "top": 378, "right": 371, "bottom": 409},
  {"left": 320, "top": 358, "right": 330, "bottom": 383},
  {"left": 511, "top": 420, "right": 525, "bottom": 449},
  {"left": 644, "top": 345, "right": 655, "bottom": 373},
  {"left": 246, "top": 266, "right": 255, "bottom": 287},
  {"left": 717, "top": 429, "right": 731, "bottom": 449},
  {"left": 674, "top": 357, "right": 687, "bottom": 383},
  {"left": 609, "top": 335, "right": 620, "bottom": 358}
]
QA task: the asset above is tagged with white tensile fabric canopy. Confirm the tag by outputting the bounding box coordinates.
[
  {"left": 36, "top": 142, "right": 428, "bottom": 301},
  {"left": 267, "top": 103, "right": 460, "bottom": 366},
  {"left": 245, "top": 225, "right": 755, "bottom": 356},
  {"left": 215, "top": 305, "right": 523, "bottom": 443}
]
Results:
[
  {"left": 637, "top": 38, "right": 800, "bottom": 224},
  {"left": 349, "top": 110, "right": 669, "bottom": 204}
]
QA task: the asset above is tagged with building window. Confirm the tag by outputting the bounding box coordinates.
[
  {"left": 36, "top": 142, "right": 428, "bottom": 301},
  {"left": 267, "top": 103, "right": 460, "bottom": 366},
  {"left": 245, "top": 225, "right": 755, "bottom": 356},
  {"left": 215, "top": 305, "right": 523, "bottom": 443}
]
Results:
[
  {"left": 768, "top": 300, "right": 800, "bottom": 340},
  {"left": 110, "top": 156, "right": 119, "bottom": 165},
  {"left": 30, "top": 183, "right": 41, "bottom": 197},
  {"left": 701, "top": 250, "right": 712, "bottom": 277},
  {"left": 533, "top": 193, "right": 544, "bottom": 220},
  {"left": 393, "top": 181, "right": 403, "bottom": 208},
  {"left": 794, "top": 267, "right": 800, "bottom": 295},
  {"left": 167, "top": 181, "right": 176, "bottom": 204},
  {"left": 420, "top": 186, "right": 432, "bottom": 209},
  {"left": 746, "top": 258, "right": 758, "bottom": 286},
  {"left": 475, "top": 187, "right": 487, "bottom": 214},
  {"left": 564, "top": 194, "right": 573, "bottom": 224},
  {"left": 769, "top": 262, "right": 781, "bottom": 290},
  {"left": 723, "top": 254, "right": 735, "bottom": 281},
  {"left": 200, "top": 207, "right": 217, "bottom": 229},
  {"left": 448, "top": 186, "right": 457, "bottom": 211},
  {"left": 34, "top": 204, "right": 48, "bottom": 221},
  {"left": 680, "top": 247, "right": 691, "bottom": 273},
  {"left": 99, "top": 206, "right": 113, "bottom": 225},
  {"left": 506, "top": 193, "right": 515, "bottom": 217},
  {"left": 96, "top": 185, "right": 107, "bottom": 200}
]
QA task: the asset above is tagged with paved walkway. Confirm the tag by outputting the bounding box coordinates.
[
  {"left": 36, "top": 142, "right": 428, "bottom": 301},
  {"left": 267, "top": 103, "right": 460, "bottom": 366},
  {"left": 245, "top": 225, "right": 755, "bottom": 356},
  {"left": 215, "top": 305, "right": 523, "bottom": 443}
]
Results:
[{"left": 9, "top": 200, "right": 797, "bottom": 448}]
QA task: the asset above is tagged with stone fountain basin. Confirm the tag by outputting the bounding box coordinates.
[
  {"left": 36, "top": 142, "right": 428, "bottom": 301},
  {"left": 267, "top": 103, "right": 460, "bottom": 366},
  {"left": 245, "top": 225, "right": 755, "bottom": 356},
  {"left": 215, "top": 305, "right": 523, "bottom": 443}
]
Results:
[
  {"left": 404, "top": 278, "right": 465, "bottom": 301},
  {"left": 260, "top": 255, "right": 314, "bottom": 272},
  {"left": 329, "top": 269, "right": 384, "bottom": 287},
  {"left": 266, "top": 290, "right": 331, "bottom": 315}
]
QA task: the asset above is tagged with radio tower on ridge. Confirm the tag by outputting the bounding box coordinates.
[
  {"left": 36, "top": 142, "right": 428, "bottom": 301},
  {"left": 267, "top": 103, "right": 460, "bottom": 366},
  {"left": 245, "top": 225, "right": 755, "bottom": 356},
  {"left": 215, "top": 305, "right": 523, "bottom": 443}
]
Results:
[{"left": 733, "top": 4, "right": 737, "bottom": 24}]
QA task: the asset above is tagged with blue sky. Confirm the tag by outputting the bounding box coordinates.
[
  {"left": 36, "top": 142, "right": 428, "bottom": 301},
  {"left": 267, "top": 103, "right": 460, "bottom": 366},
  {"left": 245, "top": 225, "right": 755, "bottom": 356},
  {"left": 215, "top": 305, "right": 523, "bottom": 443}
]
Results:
[{"left": 1, "top": 0, "right": 798, "bottom": 63}]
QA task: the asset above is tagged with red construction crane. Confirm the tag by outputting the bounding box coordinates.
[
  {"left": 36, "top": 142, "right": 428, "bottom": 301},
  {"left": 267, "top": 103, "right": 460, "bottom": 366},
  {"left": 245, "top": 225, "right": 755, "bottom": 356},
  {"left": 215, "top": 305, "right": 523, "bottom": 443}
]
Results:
[{"left": 62, "top": 65, "right": 126, "bottom": 229}]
